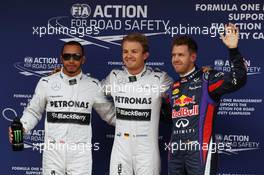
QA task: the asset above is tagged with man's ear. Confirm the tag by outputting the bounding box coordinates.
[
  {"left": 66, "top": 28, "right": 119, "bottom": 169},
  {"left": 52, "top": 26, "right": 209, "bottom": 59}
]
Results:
[
  {"left": 191, "top": 53, "right": 197, "bottom": 63},
  {"left": 143, "top": 52, "right": 149, "bottom": 61},
  {"left": 60, "top": 55, "right": 63, "bottom": 63},
  {"left": 82, "top": 56, "right": 86, "bottom": 65}
]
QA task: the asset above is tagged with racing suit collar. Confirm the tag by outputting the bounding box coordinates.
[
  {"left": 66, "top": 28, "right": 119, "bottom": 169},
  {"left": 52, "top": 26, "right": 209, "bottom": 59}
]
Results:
[
  {"left": 180, "top": 66, "right": 196, "bottom": 78},
  {"left": 180, "top": 66, "right": 201, "bottom": 83},
  {"left": 123, "top": 65, "right": 147, "bottom": 82},
  {"left": 60, "top": 69, "right": 83, "bottom": 85}
]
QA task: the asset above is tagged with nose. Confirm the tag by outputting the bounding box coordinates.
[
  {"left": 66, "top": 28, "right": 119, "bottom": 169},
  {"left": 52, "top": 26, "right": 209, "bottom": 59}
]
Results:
[
  {"left": 124, "top": 52, "right": 133, "bottom": 59},
  {"left": 127, "top": 51, "right": 133, "bottom": 58},
  {"left": 172, "top": 55, "right": 179, "bottom": 63},
  {"left": 68, "top": 58, "right": 75, "bottom": 62}
]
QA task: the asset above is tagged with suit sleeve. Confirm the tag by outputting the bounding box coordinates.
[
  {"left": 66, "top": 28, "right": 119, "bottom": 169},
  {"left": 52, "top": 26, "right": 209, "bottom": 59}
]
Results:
[
  {"left": 208, "top": 48, "right": 247, "bottom": 101},
  {"left": 160, "top": 72, "right": 173, "bottom": 123},
  {"left": 20, "top": 78, "right": 47, "bottom": 132},
  {"left": 160, "top": 72, "right": 173, "bottom": 96},
  {"left": 101, "top": 71, "right": 112, "bottom": 96},
  {"left": 93, "top": 81, "right": 115, "bottom": 126}
]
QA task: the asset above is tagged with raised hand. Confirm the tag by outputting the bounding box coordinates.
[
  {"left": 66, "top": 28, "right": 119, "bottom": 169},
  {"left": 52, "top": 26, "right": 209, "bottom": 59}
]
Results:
[{"left": 220, "top": 23, "right": 239, "bottom": 49}]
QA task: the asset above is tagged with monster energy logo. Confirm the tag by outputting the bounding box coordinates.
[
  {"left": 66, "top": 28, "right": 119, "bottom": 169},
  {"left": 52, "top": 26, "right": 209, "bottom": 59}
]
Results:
[{"left": 13, "top": 130, "right": 22, "bottom": 143}]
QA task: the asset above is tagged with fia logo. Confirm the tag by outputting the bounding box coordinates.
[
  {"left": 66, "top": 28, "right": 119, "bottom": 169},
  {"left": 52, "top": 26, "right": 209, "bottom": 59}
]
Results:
[
  {"left": 71, "top": 4, "right": 91, "bottom": 18},
  {"left": 24, "top": 57, "right": 33, "bottom": 64},
  {"left": 214, "top": 59, "right": 224, "bottom": 66}
]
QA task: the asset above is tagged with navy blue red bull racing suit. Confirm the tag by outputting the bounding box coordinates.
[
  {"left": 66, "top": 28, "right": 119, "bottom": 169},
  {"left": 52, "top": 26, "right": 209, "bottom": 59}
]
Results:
[{"left": 167, "top": 48, "right": 247, "bottom": 175}]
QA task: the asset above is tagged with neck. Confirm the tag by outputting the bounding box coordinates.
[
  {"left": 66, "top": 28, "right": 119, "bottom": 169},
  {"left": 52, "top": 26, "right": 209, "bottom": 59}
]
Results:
[
  {"left": 127, "top": 66, "right": 145, "bottom": 75},
  {"left": 179, "top": 66, "right": 195, "bottom": 77}
]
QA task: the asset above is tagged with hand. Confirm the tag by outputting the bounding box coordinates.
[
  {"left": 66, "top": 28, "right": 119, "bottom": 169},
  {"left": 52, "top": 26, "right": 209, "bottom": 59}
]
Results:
[
  {"left": 220, "top": 23, "right": 239, "bottom": 49},
  {"left": 202, "top": 66, "right": 212, "bottom": 73},
  {"left": 9, "top": 126, "right": 25, "bottom": 144},
  {"left": 8, "top": 126, "right": 13, "bottom": 144}
]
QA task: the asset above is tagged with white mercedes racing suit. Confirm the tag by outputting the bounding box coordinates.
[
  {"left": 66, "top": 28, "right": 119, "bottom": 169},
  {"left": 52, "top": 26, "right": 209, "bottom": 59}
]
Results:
[
  {"left": 103, "top": 66, "right": 172, "bottom": 175},
  {"left": 20, "top": 71, "right": 115, "bottom": 175}
]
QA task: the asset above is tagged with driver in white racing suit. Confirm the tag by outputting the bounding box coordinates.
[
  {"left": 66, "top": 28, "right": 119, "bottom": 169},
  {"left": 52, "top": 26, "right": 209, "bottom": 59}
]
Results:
[
  {"left": 10, "top": 41, "right": 115, "bottom": 175},
  {"left": 103, "top": 33, "right": 172, "bottom": 175}
]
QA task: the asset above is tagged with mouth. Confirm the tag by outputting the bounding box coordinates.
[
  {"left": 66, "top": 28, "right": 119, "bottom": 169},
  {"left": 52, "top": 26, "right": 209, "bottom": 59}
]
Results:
[
  {"left": 173, "top": 64, "right": 182, "bottom": 71},
  {"left": 173, "top": 63, "right": 182, "bottom": 67},
  {"left": 125, "top": 59, "right": 136, "bottom": 64},
  {"left": 66, "top": 65, "right": 77, "bottom": 69}
]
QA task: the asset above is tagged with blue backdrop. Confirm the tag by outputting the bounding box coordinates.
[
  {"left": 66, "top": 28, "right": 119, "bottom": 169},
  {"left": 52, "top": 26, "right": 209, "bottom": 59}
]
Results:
[{"left": 1, "top": 0, "right": 263, "bottom": 174}]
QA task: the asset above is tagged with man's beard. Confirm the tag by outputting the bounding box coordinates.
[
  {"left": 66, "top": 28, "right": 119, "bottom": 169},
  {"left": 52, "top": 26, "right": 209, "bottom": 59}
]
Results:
[{"left": 63, "top": 65, "right": 81, "bottom": 75}]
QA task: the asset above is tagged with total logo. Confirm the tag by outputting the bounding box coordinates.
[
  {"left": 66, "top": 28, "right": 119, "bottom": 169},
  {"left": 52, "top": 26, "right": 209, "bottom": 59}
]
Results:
[{"left": 174, "top": 95, "right": 196, "bottom": 107}]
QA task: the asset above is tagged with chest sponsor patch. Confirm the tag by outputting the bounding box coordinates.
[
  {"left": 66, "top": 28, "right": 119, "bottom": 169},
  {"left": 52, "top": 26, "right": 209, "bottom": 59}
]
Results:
[
  {"left": 172, "top": 105, "right": 199, "bottom": 118},
  {"left": 173, "top": 95, "right": 196, "bottom": 107},
  {"left": 47, "top": 111, "right": 91, "bottom": 125},
  {"left": 116, "top": 107, "right": 151, "bottom": 121}
]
